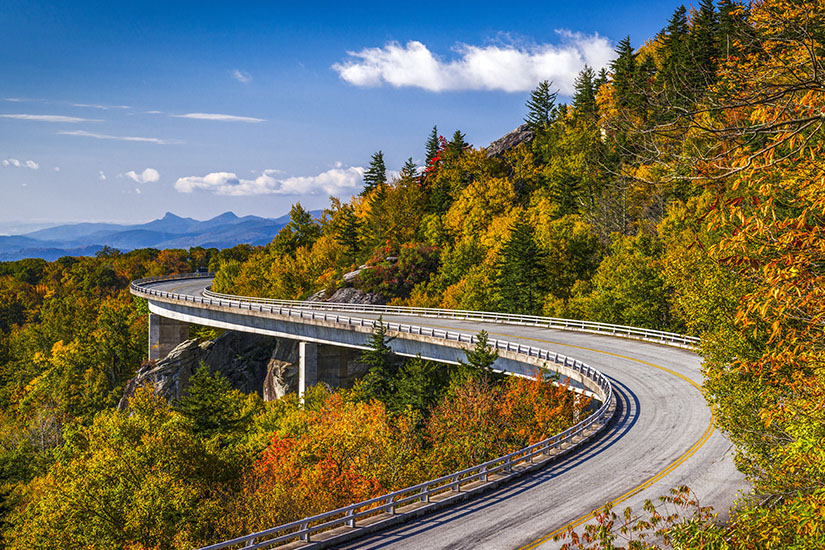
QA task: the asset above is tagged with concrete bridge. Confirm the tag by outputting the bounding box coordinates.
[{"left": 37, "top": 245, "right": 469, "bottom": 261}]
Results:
[{"left": 131, "top": 274, "right": 746, "bottom": 550}]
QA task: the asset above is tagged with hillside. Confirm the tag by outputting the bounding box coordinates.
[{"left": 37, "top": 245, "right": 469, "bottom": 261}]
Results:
[{"left": 1, "top": 1, "right": 824, "bottom": 548}]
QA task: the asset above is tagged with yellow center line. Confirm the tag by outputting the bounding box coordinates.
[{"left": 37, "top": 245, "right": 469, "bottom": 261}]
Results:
[
  {"left": 449, "top": 329, "right": 715, "bottom": 550},
  {"left": 397, "top": 322, "right": 713, "bottom": 550},
  {"left": 167, "top": 296, "right": 715, "bottom": 548}
]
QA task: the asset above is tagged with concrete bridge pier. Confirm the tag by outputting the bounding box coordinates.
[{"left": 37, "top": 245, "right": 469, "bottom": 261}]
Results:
[
  {"left": 298, "top": 341, "right": 318, "bottom": 399},
  {"left": 148, "top": 313, "right": 189, "bottom": 361}
]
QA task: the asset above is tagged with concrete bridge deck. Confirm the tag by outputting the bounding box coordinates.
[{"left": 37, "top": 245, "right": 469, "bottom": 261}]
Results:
[{"left": 133, "top": 276, "right": 747, "bottom": 550}]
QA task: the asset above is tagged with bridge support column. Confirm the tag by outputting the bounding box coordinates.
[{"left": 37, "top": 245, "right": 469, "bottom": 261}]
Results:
[
  {"left": 148, "top": 313, "right": 189, "bottom": 361},
  {"left": 298, "top": 341, "right": 318, "bottom": 399}
]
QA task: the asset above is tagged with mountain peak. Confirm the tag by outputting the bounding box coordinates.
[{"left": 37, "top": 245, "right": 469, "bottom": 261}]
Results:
[
  {"left": 211, "top": 211, "right": 239, "bottom": 221},
  {"left": 161, "top": 212, "right": 183, "bottom": 220}
]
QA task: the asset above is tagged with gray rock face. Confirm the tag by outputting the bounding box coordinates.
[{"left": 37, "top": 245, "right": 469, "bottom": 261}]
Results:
[
  {"left": 120, "top": 331, "right": 279, "bottom": 409},
  {"left": 262, "top": 338, "right": 300, "bottom": 400},
  {"left": 306, "top": 289, "right": 327, "bottom": 302},
  {"left": 485, "top": 123, "right": 535, "bottom": 157},
  {"left": 326, "top": 286, "right": 387, "bottom": 305},
  {"left": 121, "top": 330, "right": 372, "bottom": 408}
]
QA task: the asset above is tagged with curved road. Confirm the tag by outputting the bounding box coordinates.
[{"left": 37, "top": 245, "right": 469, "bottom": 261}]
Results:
[{"left": 146, "top": 278, "right": 747, "bottom": 550}]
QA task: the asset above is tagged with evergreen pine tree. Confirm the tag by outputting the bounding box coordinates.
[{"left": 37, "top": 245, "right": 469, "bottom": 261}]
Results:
[
  {"left": 494, "top": 214, "right": 546, "bottom": 314},
  {"left": 334, "top": 204, "right": 362, "bottom": 263},
  {"left": 173, "top": 365, "right": 250, "bottom": 439},
  {"left": 572, "top": 65, "right": 598, "bottom": 119},
  {"left": 689, "top": 0, "right": 719, "bottom": 87},
  {"left": 446, "top": 130, "right": 468, "bottom": 156},
  {"left": 391, "top": 355, "right": 450, "bottom": 414},
  {"left": 658, "top": 7, "right": 690, "bottom": 100},
  {"left": 361, "top": 150, "right": 386, "bottom": 196},
  {"left": 634, "top": 54, "right": 657, "bottom": 120},
  {"left": 524, "top": 80, "right": 558, "bottom": 132},
  {"left": 610, "top": 37, "right": 638, "bottom": 110},
  {"left": 400, "top": 157, "right": 417, "bottom": 180},
  {"left": 595, "top": 68, "right": 609, "bottom": 92},
  {"left": 425, "top": 125, "right": 440, "bottom": 164},
  {"left": 717, "top": 0, "right": 748, "bottom": 61},
  {"left": 453, "top": 330, "right": 500, "bottom": 387},
  {"left": 359, "top": 317, "right": 398, "bottom": 401},
  {"left": 462, "top": 331, "right": 499, "bottom": 371}
]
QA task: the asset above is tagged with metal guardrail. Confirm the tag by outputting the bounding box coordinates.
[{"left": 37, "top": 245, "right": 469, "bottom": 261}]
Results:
[
  {"left": 200, "top": 287, "right": 699, "bottom": 349},
  {"left": 129, "top": 274, "right": 616, "bottom": 550}
]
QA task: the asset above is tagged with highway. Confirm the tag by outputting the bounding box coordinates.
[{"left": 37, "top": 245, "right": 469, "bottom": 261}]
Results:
[{"left": 143, "top": 277, "right": 748, "bottom": 550}]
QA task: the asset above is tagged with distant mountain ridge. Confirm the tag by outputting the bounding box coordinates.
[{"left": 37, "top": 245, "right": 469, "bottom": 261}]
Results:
[{"left": 0, "top": 211, "right": 310, "bottom": 261}]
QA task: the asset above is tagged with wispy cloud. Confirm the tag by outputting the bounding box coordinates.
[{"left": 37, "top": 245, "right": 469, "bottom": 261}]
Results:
[
  {"left": 231, "top": 69, "right": 252, "bottom": 83},
  {"left": 172, "top": 112, "right": 265, "bottom": 123},
  {"left": 175, "top": 166, "right": 364, "bottom": 196},
  {"left": 99, "top": 171, "right": 107, "bottom": 181},
  {"left": 72, "top": 103, "right": 130, "bottom": 110},
  {"left": 332, "top": 31, "right": 614, "bottom": 94},
  {"left": 2, "top": 158, "right": 40, "bottom": 170},
  {"left": 123, "top": 168, "right": 160, "bottom": 184},
  {"left": 59, "top": 130, "right": 181, "bottom": 145},
  {"left": 0, "top": 114, "right": 102, "bottom": 123}
]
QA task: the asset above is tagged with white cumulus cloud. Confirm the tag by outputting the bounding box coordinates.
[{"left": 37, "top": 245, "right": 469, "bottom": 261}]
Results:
[
  {"left": 124, "top": 168, "right": 160, "bottom": 184},
  {"left": 99, "top": 171, "right": 107, "bottom": 180},
  {"left": 172, "top": 112, "right": 265, "bottom": 123},
  {"left": 175, "top": 166, "right": 364, "bottom": 197},
  {"left": 2, "top": 158, "right": 39, "bottom": 170},
  {"left": 231, "top": 69, "right": 252, "bottom": 83},
  {"left": 332, "top": 31, "right": 615, "bottom": 95},
  {"left": 0, "top": 114, "right": 102, "bottom": 123}
]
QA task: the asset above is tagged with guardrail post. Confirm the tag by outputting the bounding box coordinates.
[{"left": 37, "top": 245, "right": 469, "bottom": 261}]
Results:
[
  {"left": 346, "top": 508, "right": 356, "bottom": 528},
  {"left": 420, "top": 486, "right": 430, "bottom": 503},
  {"left": 299, "top": 521, "right": 310, "bottom": 542}
]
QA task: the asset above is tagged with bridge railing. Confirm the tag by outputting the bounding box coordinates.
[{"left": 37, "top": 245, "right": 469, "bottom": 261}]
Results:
[
  {"left": 128, "top": 273, "right": 698, "bottom": 348},
  {"left": 200, "top": 288, "right": 698, "bottom": 349},
  {"left": 130, "top": 274, "right": 616, "bottom": 550}
]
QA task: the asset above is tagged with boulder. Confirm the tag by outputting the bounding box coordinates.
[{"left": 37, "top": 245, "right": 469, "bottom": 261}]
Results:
[
  {"left": 326, "top": 286, "right": 387, "bottom": 305},
  {"left": 120, "top": 331, "right": 279, "bottom": 409},
  {"left": 120, "top": 330, "right": 371, "bottom": 408},
  {"left": 485, "top": 123, "right": 535, "bottom": 157}
]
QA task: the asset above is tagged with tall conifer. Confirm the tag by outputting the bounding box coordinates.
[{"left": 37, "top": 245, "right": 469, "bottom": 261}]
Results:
[
  {"left": 361, "top": 150, "right": 386, "bottom": 196},
  {"left": 446, "top": 130, "right": 468, "bottom": 156},
  {"left": 572, "top": 65, "right": 598, "bottom": 119},
  {"left": 425, "top": 125, "right": 440, "bottom": 164},
  {"left": 494, "top": 214, "right": 546, "bottom": 314},
  {"left": 610, "top": 37, "right": 637, "bottom": 110},
  {"left": 524, "top": 80, "right": 558, "bottom": 132}
]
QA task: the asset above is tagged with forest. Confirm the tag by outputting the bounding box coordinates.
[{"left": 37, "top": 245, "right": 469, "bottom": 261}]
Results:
[{"left": 0, "top": 0, "right": 824, "bottom": 547}]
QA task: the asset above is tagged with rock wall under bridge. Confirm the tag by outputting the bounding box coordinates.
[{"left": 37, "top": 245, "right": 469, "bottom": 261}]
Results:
[{"left": 120, "top": 330, "right": 369, "bottom": 408}]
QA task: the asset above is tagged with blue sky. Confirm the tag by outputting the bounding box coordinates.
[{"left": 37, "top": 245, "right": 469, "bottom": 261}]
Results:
[{"left": 0, "top": 0, "right": 684, "bottom": 228}]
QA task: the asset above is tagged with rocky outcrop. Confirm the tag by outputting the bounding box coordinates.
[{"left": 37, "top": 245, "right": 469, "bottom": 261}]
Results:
[
  {"left": 120, "top": 331, "right": 281, "bottom": 409},
  {"left": 485, "top": 123, "right": 535, "bottom": 157},
  {"left": 326, "top": 286, "right": 387, "bottom": 305},
  {"left": 121, "top": 330, "right": 372, "bottom": 407}
]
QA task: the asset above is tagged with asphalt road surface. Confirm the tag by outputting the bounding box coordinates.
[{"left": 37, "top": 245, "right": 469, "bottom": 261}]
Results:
[{"left": 147, "top": 278, "right": 748, "bottom": 550}]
